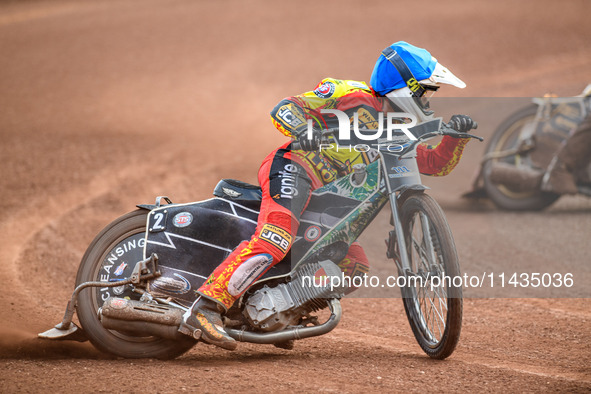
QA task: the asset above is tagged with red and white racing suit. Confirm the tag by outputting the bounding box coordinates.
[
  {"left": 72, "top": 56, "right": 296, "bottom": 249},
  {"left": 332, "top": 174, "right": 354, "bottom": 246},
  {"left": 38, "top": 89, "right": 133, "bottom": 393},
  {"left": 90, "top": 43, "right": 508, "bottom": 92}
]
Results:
[{"left": 198, "top": 78, "right": 470, "bottom": 310}]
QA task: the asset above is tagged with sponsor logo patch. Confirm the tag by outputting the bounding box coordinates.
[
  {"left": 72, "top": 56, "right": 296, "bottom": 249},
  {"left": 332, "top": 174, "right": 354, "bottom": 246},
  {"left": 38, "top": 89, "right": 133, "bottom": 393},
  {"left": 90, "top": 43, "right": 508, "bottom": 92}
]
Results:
[
  {"left": 151, "top": 274, "right": 191, "bottom": 294},
  {"left": 314, "top": 81, "right": 336, "bottom": 98},
  {"left": 277, "top": 104, "right": 304, "bottom": 127},
  {"left": 114, "top": 262, "right": 127, "bottom": 276},
  {"left": 389, "top": 165, "right": 412, "bottom": 178},
  {"left": 304, "top": 225, "right": 321, "bottom": 242},
  {"left": 278, "top": 163, "right": 298, "bottom": 199},
  {"left": 173, "top": 212, "right": 193, "bottom": 228},
  {"left": 110, "top": 298, "right": 128, "bottom": 309},
  {"left": 347, "top": 81, "right": 368, "bottom": 89},
  {"left": 222, "top": 187, "right": 242, "bottom": 198},
  {"left": 228, "top": 254, "right": 273, "bottom": 296},
  {"left": 260, "top": 224, "right": 292, "bottom": 253}
]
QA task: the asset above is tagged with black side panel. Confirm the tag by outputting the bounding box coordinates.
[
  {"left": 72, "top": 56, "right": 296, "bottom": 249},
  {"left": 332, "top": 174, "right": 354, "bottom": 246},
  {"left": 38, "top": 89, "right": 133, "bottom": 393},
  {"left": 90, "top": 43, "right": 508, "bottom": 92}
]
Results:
[
  {"left": 144, "top": 198, "right": 295, "bottom": 307},
  {"left": 144, "top": 198, "right": 259, "bottom": 306}
]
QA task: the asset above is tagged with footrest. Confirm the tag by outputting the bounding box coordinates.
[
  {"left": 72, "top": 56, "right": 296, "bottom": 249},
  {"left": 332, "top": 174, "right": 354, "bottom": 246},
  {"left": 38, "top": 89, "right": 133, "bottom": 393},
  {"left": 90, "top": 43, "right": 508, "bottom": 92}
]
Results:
[{"left": 178, "top": 322, "right": 203, "bottom": 340}]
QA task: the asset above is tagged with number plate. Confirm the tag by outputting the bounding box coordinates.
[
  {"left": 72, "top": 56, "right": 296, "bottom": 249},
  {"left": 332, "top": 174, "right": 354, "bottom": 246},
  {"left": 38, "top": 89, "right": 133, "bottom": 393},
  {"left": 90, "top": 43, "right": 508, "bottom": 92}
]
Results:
[{"left": 149, "top": 210, "right": 168, "bottom": 232}]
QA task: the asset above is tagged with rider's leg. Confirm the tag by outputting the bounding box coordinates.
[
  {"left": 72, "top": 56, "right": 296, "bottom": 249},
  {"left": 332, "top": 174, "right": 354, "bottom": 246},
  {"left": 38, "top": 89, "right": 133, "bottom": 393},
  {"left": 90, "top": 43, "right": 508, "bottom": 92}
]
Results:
[
  {"left": 544, "top": 114, "right": 591, "bottom": 194},
  {"left": 182, "top": 146, "right": 312, "bottom": 350}
]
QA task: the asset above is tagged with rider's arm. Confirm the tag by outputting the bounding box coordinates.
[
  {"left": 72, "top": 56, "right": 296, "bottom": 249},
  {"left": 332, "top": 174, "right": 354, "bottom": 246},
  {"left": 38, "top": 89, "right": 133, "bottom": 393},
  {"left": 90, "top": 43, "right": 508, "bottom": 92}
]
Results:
[
  {"left": 416, "top": 136, "right": 470, "bottom": 176},
  {"left": 270, "top": 78, "right": 378, "bottom": 139},
  {"left": 270, "top": 98, "right": 310, "bottom": 138}
]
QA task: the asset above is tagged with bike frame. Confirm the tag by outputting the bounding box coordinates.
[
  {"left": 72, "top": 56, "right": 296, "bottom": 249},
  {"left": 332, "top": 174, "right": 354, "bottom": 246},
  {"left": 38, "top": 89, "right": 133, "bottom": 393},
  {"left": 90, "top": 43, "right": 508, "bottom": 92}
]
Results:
[{"left": 287, "top": 119, "right": 445, "bottom": 278}]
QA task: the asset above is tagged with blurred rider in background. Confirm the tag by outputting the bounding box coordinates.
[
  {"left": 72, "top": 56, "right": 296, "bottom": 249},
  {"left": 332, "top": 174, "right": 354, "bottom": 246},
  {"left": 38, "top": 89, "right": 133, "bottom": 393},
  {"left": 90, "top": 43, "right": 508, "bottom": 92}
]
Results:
[{"left": 544, "top": 112, "right": 591, "bottom": 194}]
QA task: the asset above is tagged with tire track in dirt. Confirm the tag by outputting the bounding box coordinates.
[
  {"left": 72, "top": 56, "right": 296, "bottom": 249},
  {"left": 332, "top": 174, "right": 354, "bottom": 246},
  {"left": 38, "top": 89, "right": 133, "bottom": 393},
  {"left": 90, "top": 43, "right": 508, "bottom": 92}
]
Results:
[
  {"left": 0, "top": 142, "right": 227, "bottom": 359},
  {"left": 0, "top": 146, "right": 209, "bottom": 333}
]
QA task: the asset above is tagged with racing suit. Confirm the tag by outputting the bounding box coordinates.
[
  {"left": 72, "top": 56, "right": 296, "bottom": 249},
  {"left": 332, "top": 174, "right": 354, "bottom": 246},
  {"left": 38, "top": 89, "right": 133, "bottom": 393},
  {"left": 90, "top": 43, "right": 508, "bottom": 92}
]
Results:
[{"left": 197, "top": 78, "right": 471, "bottom": 310}]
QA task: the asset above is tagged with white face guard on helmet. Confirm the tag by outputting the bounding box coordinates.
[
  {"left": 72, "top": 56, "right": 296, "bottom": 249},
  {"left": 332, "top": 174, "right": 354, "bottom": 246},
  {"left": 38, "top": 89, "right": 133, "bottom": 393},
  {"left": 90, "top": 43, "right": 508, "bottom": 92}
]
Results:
[{"left": 385, "top": 61, "right": 466, "bottom": 123}]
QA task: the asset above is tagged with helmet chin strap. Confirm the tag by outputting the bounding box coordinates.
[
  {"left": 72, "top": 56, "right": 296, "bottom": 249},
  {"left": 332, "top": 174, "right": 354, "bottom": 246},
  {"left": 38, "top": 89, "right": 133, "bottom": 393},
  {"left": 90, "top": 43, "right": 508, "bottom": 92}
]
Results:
[{"left": 381, "top": 46, "right": 426, "bottom": 98}]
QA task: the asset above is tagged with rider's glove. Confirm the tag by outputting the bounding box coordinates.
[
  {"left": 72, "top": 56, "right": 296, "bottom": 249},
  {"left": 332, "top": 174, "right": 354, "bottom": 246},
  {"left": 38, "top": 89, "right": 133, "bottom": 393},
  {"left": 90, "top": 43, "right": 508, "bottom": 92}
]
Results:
[
  {"left": 296, "top": 128, "right": 321, "bottom": 151},
  {"left": 448, "top": 115, "right": 477, "bottom": 134}
]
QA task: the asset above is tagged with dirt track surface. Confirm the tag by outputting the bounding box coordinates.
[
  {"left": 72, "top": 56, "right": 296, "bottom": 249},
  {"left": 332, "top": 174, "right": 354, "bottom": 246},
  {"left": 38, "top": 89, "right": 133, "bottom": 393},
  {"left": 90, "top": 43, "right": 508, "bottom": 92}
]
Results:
[{"left": 1, "top": 0, "right": 590, "bottom": 392}]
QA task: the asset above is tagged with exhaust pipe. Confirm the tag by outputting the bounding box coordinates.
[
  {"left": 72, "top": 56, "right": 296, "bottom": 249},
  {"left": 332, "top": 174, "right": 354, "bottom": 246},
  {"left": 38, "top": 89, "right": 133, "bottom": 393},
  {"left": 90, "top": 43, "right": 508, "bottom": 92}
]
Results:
[
  {"left": 100, "top": 297, "right": 342, "bottom": 345},
  {"left": 100, "top": 298, "right": 185, "bottom": 340},
  {"left": 488, "top": 162, "right": 543, "bottom": 192},
  {"left": 226, "top": 299, "right": 342, "bottom": 344}
]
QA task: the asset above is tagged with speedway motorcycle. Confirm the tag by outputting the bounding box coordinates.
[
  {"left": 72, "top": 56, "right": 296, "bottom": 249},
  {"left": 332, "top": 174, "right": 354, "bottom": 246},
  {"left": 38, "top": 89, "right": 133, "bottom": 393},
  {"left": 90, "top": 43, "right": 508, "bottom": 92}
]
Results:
[
  {"left": 40, "top": 120, "right": 481, "bottom": 360},
  {"left": 465, "top": 84, "right": 591, "bottom": 210}
]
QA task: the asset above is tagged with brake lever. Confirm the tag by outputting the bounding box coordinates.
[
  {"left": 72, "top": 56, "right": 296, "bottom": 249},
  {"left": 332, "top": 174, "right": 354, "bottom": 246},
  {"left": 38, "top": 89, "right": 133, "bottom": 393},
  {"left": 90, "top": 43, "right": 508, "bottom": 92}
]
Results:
[{"left": 447, "top": 132, "right": 484, "bottom": 141}]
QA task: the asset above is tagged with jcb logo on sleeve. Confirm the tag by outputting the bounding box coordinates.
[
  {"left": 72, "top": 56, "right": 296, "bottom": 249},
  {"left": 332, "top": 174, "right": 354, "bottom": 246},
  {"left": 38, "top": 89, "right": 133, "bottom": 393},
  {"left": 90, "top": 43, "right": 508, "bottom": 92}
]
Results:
[
  {"left": 260, "top": 224, "right": 292, "bottom": 253},
  {"left": 277, "top": 104, "right": 303, "bottom": 127}
]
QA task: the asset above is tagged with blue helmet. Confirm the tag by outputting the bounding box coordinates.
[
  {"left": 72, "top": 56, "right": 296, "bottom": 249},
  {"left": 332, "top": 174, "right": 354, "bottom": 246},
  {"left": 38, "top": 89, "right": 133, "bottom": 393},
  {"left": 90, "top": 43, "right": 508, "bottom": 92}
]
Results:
[{"left": 370, "top": 41, "right": 465, "bottom": 96}]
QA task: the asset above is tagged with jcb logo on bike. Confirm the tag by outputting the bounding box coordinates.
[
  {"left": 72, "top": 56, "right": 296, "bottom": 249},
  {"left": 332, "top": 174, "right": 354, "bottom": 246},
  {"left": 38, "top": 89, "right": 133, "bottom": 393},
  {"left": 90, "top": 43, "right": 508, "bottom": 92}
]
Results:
[{"left": 260, "top": 224, "right": 292, "bottom": 253}]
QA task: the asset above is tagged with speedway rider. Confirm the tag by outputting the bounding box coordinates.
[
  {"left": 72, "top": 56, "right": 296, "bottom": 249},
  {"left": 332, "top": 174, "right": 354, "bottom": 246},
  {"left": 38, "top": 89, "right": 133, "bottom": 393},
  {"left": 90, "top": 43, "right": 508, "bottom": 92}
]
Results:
[{"left": 180, "top": 41, "right": 478, "bottom": 350}]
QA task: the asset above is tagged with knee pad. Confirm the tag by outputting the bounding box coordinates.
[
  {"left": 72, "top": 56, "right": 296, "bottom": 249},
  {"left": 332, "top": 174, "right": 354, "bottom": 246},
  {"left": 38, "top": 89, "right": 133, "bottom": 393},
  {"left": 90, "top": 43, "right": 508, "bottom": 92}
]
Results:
[{"left": 266, "top": 210, "right": 296, "bottom": 231}]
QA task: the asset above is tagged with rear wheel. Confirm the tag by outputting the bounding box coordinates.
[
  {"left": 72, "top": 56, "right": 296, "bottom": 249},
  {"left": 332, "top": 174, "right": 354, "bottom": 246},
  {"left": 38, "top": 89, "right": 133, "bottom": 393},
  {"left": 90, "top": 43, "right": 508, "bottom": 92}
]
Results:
[
  {"left": 397, "top": 193, "right": 462, "bottom": 359},
  {"left": 483, "top": 104, "right": 560, "bottom": 210},
  {"left": 75, "top": 209, "right": 196, "bottom": 359}
]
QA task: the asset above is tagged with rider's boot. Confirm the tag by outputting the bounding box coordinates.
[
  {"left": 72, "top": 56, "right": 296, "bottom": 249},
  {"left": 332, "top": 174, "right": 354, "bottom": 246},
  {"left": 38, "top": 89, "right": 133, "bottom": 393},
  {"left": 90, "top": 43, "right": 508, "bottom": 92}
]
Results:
[{"left": 179, "top": 296, "right": 237, "bottom": 351}]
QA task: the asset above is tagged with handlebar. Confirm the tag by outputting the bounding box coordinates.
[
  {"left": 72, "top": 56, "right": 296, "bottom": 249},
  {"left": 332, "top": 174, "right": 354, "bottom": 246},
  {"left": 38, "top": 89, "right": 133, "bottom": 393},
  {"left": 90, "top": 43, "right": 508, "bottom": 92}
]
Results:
[{"left": 290, "top": 123, "right": 483, "bottom": 153}]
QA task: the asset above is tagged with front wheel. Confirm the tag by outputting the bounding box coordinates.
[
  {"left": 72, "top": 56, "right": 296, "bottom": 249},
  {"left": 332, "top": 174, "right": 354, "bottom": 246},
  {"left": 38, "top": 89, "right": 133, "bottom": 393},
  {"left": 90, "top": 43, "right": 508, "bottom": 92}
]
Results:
[
  {"left": 397, "top": 193, "right": 462, "bottom": 359},
  {"left": 75, "top": 209, "right": 196, "bottom": 359}
]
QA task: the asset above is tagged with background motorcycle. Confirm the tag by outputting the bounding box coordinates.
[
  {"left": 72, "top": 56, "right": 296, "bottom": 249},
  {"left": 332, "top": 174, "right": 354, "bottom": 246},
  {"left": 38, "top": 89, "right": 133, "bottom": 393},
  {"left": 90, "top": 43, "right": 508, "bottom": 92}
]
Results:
[
  {"left": 40, "top": 122, "right": 481, "bottom": 360},
  {"left": 465, "top": 84, "right": 591, "bottom": 210}
]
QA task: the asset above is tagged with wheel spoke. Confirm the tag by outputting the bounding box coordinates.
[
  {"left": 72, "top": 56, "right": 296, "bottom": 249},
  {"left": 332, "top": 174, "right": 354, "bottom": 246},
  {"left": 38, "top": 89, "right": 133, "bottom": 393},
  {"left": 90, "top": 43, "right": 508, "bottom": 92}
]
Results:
[
  {"left": 407, "top": 210, "right": 450, "bottom": 343},
  {"left": 425, "top": 292, "right": 446, "bottom": 334},
  {"left": 397, "top": 194, "right": 462, "bottom": 359}
]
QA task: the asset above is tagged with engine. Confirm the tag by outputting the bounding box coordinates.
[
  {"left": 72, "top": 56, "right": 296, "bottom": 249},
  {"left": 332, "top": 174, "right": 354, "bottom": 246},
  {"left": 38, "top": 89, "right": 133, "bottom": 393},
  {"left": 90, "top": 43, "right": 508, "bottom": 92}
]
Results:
[{"left": 243, "top": 260, "right": 347, "bottom": 332}]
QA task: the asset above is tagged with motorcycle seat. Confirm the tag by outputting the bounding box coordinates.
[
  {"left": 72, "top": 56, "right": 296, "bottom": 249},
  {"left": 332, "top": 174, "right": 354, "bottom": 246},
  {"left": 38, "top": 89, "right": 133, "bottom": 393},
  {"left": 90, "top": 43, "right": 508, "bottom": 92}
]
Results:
[{"left": 213, "top": 179, "right": 262, "bottom": 207}]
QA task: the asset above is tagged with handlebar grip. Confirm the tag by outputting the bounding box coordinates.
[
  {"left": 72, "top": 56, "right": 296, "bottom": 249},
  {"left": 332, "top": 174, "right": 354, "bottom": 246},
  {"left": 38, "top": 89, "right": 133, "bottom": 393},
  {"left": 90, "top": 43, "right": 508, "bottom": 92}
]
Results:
[{"left": 443, "top": 121, "right": 478, "bottom": 131}]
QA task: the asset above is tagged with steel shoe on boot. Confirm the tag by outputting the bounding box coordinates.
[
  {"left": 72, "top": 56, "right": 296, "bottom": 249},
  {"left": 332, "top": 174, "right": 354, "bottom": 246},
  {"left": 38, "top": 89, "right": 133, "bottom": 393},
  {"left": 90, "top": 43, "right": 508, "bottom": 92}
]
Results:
[{"left": 179, "top": 297, "right": 237, "bottom": 351}]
